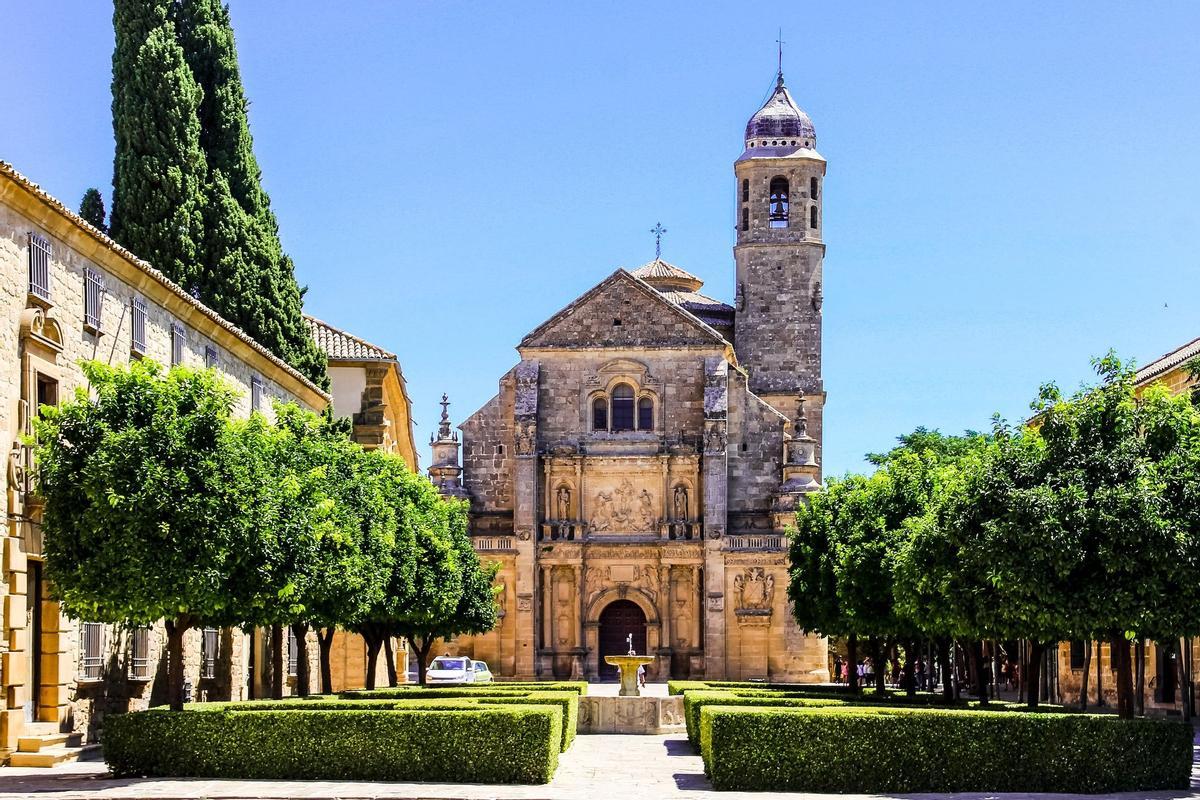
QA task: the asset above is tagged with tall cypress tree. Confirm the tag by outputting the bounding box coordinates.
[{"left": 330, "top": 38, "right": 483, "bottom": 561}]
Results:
[
  {"left": 109, "top": 0, "right": 207, "bottom": 292},
  {"left": 177, "top": 0, "right": 328, "bottom": 389}
]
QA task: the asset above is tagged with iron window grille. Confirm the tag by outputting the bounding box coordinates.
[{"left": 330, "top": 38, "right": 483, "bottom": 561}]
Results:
[
  {"left": 251, "top": 376, "right": 264, "bottom": 412},
  {"left": 200, "top": 627, "right": 219, "bottom": 679},
  {"left": 129, "top": 627, "right": 151, "bottom": 680},
  {"left": 84, "top": 269, "right": 105, "bottom": 332},
  {"left": 131, "top": 297, "right": 148, "bottom": 355},
  {"left": 171, "top": 322, "right": 185, "bottom": 366},
  {"left": 79, "top": 622, "right": 105, "bottom": 681},
  {"left": 28, "top": 232, "right": 51, "bottom": 301},
  {"left": 204, "top": 344, "right": 218, "bottom": 370}
]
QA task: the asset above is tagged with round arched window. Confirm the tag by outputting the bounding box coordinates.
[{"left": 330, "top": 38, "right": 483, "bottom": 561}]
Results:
[
  {"left": 637, "top": 397, "right": 654, "bottom": 431},
  {"left": 592, "top": 396, "right": 608, "bottom": 431},
  {"left": 611, "top": 384, "right": 635, "bottom": 432}
]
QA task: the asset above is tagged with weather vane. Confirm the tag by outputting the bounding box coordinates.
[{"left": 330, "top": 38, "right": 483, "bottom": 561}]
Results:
[{"left": 650, "top": 222, "right": 667, "bottom": 259}]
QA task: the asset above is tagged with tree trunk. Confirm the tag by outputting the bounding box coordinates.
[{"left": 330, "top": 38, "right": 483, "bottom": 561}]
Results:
[
  {"left": 1079, "top": 640, "right": 1091, "bottom": 711},
  {"left": 317, "top": 627, "right": 336, "bottom": 695},
  {"left": 290, "top": 623, "right": 310, "bottom": 698},
  {"left": 384, "top": 638, "right": 398, "bottom": 687},
  {"left": 871, "top": 636, "right": 887, "bottom": 693},
  {"left": 363, "top": 630, "right": 383, "bottom": 690},
  {"left": 1179, "top": 637, "right": 1193, "bottom": 722},
  {"left": 164, "top": 614, "right": 194, "bottom": 711},
  {"left": 847, "top": 634, "right": 859, "bottom": 693},
  {"left": 1135, "top": 638, "right": 1145, "bottom": 717},
  {"left": 1024, "top": 640, "right": 1045, "bottom": 710},
  {"left": 937, "top": 638, "right": 953, "bottom": 700},
  {"left": 270, "top": 624, "right": 284, "bottom": 699},
  {"left": 991, "top": 641, "right": 1001, "bottom": 700},
  {"left": 969, "top": 640, "right": 989, "bottom": 704},
  {"left": 904, "top": 640, "right": 918, "bottom": 698},
  {"left": 408, "top": 635, "right": 435, "bottom": 685},
  {"left": 1094, "top": 639, "right": 1104, "bottom": 706},
  {"left": 1112, "top": 633, "right": 1134, "bottom": 719}
]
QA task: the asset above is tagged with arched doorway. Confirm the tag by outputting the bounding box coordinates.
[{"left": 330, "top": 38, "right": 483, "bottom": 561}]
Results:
[{"left": 598, "top": 599, "right": 647, "bottom": 681}]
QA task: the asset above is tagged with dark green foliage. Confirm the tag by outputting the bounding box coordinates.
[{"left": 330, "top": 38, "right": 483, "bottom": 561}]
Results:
[
  {"left": 351, "top": 680, "right": 590, "bottom": 696},
  {"left": 701, "top": 706, "right": 1193, "bottom": 793},
  {"left": 175, "top": 0, "right": 327, "bottom": 389},
  {"left": 682, "top": 690, "right": 841, "bottom": 744},
  {"left": 110, "top": 0, "right": 327, "bottom": 388},
  {"left": 109, "top": 0, "right": 206, "bottom": 290},
  {"left": 78, "top": 188, "right": 107, "bottom": 232},
  {"left": 102, "top": 706, "right": 561, "bottom": 784}
]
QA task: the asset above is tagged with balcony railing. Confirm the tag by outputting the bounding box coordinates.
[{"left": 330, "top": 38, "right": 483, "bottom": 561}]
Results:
[
  {"left": 725, "top": 534, "right": 785, "bottom": 551},
  {"left": 474, "top": 536, "right": 517, "bottom": 552}
]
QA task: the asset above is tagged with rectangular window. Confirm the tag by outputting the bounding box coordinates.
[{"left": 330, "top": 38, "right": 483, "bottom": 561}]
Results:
[
  {"left": 251, "top": 375, "right": 264, "bottom": 412},
  {"left": 171, "top": 322, "right": 185, "bottom": 366},
  {"left": 84, "top": 268, "right": 105, "bottom": 332},
  {"left": 79, "top": 622, "right": 105, "bottom": 681},
  {"left": 131, "top": 297, "right": 148, "bottom": 355},
  {"left": 28, "top": 232, "right": 52, "bottom": 302},
  {"left": 205, "top": 344, "right": 218, "bottom": 370},
  {"left": 129, "top": 626, "right": 151, "bottom": 680},
  {"left": 200, "top": 627, "right": 219, "bottom": 679},
  {"left": 1069, "top": 640, "right": 1086, "bottom": 670},
  {"left": 287, "top": 627, "right": 299, "bottom": 677}
]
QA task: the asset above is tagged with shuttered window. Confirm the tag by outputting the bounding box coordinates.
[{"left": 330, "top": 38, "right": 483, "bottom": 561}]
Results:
[
  {"left": 84, "top": 269, "right": 104, "bottom": 331},
  {"left": 251, "top": 376, "right": 264, "bottom": 412},
  {"left": 171, "top": 322, "right": 185, "bottom": 366},
  {"left": 201, "top": 628, "right": 219, "bottom": 679},
  {"left": 131, "top": 297, "right": 148, "bottom": 355},
  {"left": 28, "top": 232, "right": 51, "bottom": 301},
  {"left": 129, "top": 627, "right": 151, "bottom": 680},
  {"left": 205, "top": 344, "right": 218, "bottom": 370},
  {"left": 79, "top": 622, "right": 105, "bottom": 681}
]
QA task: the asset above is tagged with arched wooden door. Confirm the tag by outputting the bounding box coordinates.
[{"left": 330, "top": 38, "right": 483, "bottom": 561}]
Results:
[{"left": 598, "top": 599, "right": 647, "bottom": 681}]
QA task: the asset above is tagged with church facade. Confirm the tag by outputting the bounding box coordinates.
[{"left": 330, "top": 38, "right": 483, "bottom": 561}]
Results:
[{"left": 429, "top": 72, "right": 830, "bottom": 682}]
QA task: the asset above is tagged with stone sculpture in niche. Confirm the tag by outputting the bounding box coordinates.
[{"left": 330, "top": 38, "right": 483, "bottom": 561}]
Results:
[
  {"left": 556, "top": 485, "right": 571, "bottom": 521},
  {"left": 672, "top": 484, "right": 688, "bottom": 521}
]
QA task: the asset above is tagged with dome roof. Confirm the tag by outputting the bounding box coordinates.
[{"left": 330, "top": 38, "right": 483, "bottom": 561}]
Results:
[
  {"left": 630, "top": 258, "right": 704, "bottom": 293},
  {"left": 745, "top": 74, "right": 815, "bottom": 144}
]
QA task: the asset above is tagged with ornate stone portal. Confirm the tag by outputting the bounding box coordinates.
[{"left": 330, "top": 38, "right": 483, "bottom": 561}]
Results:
[{"left": 432, "top": 70, "right": 831, "bottom": 684}]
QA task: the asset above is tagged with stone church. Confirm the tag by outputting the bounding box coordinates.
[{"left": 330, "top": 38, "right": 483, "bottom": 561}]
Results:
[{"left": 429, "top": 71, "right": 829, "bottom": 682}]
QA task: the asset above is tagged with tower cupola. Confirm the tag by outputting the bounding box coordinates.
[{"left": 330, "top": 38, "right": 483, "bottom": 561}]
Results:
[{"left": 744, "top": 74, "right": 816, "bottom": 154}]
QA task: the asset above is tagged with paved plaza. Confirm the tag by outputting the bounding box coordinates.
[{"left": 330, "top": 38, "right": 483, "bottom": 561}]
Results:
[{"left": 2, "top": 727, "right": 1198, "bottom": 800}]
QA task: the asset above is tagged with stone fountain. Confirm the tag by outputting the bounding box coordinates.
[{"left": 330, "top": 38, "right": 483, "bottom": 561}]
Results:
[{"left": 604, "top": 634, "right": 656, "bottom": 697}]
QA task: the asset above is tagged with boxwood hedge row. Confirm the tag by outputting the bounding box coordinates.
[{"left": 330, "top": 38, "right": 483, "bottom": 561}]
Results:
[
  {"left": 103, "top": 705, "right": 562, "bottom": 784},
  {"left": 349, "top": 680, "right": 588, "bottom": 696},
  {"left": 700, "top": 705, "right": 1193, "bottom": 793}
]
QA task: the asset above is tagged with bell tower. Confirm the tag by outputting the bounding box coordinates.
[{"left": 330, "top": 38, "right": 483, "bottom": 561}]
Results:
[{"left": 733, "top": 70, "right": 826, "bottom": 467}]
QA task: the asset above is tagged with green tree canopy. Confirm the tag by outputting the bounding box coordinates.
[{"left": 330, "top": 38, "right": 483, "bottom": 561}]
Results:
[
  {"left": 78, "top": 188, "right": 107, "bottom": 232},
  {"left": 34, "top": 360, "right": 280, "bottom": 709}
]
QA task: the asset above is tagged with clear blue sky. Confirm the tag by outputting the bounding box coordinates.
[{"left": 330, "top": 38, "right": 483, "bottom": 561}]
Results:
[{"left": 4, "top": 2, "right": 1198, "bottom": 475}]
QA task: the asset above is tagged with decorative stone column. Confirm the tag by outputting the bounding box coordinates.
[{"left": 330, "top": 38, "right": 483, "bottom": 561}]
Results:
[
  {"left": 701, "top": 357, "right": 728, "bottom": 679},
  {"left": 512, "top": 361, "right": 540, "bottom": 678}
]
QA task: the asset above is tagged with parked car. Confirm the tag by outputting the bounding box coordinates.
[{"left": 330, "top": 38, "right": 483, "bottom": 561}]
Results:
[
  {"left": 471, "top": 660, "right": 493, "bottom": 683},
  {"left": 426, "top": 656, "right": 476, "bottom": 684}
]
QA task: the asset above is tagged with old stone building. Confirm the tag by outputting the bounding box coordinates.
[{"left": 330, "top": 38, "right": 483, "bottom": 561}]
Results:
[
  {"left": 428, "top": 72, "right": 830, "bottom": 682},
  {"left": 0, "top": 161, "right": 331, "bottom": 763}
]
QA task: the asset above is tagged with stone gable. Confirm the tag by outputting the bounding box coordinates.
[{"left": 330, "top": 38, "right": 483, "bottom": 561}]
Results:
[{"left": 519, "top": 271, "right": 727, "bottom": 351}]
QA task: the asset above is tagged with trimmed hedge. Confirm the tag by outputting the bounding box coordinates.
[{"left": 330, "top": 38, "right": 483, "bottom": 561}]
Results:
[
  {"left": 349, "top": 680, "right": 588, "bottom": 696},
  {"left": 103, "top": 706, "right": 561, "bottom": 784},
  {"left": 668, "top": 679, "right": 851, "bottom": 696},
  {"left": 682, "top": 691, "right": 842, "bottom": 744},
  {"left": 700, "top": 705, "right": 1193, "bottom": 793}
]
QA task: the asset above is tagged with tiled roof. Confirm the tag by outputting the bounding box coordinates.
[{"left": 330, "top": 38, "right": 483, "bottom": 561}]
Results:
[
  {"left": 0, "top": 161, "right": 328, "bottom": 400},
  {"left": 305, "top": 315, "right": 395, "bottom": 361},
  {"left": 630, "top": 258, "right": 700, "bottom": 283},
  {"left": 1135, "top": 335, "right": 1200, "bottom": 386}
]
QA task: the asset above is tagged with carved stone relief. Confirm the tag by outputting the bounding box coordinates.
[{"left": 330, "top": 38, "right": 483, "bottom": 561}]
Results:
[
  {"left": 589, "top": 479, "right": 656, "bottom": 532},
  {"left": 734, "top": 567, "right": 775, "bottom": 612}
]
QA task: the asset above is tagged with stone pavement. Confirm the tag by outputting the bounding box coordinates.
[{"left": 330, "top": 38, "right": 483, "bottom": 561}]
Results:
[{"left": 1, "top": 728, "right": 1198, "bottom": 800}]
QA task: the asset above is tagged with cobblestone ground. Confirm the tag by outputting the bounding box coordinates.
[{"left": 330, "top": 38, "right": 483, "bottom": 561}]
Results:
[{"left": 1, "top": 728, "right": 1197, "bottom": 800}]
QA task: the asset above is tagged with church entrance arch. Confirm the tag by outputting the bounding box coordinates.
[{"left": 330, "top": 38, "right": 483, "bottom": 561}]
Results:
[{"left": 598, "top": 600, "right": 647, "bottom": 681}]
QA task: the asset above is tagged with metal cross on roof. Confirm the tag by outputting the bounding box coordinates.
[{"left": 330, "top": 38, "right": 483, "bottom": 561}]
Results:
[
  {"left": 776, "top": 28, "right": 786, "bottom": 78},
  {"left": 650, "top": 222, "right": 667, "bottom": 259}
]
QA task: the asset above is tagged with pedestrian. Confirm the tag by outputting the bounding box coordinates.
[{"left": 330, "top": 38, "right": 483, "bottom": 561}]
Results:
[
  {"left": 833, "top": 655, "right": 844, "bottom": 684},
  {"left": 637, "top": 663, "right": 646, "bottom": 688}
]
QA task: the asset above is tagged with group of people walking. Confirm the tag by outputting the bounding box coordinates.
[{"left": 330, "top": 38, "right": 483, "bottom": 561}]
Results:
[{"left": 831, "top": 649, "right": 1025, "bottom": 695}]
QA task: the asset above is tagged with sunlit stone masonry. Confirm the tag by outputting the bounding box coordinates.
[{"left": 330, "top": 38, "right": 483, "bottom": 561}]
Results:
[{"left": 428, "top": 71, "right": 830, "bottom": 682}]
